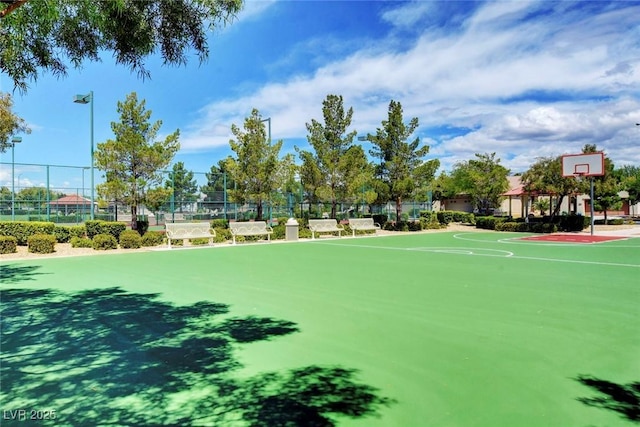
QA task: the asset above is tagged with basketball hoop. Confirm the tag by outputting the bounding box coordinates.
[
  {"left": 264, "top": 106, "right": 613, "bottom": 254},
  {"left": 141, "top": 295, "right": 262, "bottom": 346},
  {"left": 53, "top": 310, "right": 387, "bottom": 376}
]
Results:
[{"left": 561, "top": 152, "right": 604, "bottom": 237}]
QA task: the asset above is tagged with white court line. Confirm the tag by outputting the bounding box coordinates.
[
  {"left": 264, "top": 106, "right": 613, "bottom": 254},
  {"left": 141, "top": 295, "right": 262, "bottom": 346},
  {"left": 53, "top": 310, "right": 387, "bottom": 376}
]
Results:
[{"left": 312, "top": 240, "right": 640, "bottom": 268}]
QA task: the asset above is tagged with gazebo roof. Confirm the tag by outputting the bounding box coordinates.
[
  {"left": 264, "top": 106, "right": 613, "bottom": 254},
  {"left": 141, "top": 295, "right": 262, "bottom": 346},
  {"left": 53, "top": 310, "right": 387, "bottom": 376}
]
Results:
[{"left": 48, "top": 195, "right": 93, "bottom": 205}]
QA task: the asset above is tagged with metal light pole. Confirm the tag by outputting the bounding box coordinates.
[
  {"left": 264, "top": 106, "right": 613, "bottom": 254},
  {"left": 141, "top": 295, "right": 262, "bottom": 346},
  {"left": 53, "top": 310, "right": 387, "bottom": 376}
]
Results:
[
  {"left": 10, "top": 136, "right": 22, "bottom": 220},
  {"left": 74, "top": 91, "right": 94, "bottom": 220},
  {"left": 260, "top": 117, "right": 272, "bottom": 224}
]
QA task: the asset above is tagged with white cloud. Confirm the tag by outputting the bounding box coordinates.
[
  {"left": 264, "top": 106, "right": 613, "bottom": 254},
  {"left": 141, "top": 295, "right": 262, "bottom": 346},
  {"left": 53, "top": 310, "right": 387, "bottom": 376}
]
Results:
[{"left": 180, "top": 1, "right": 640, "bottom": 172}]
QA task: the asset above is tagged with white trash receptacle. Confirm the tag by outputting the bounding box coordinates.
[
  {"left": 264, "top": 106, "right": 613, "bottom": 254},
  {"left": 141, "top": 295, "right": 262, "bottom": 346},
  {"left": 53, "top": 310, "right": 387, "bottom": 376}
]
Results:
[{"left": 285, "top": 218, "right": 299, "bottom": 241}]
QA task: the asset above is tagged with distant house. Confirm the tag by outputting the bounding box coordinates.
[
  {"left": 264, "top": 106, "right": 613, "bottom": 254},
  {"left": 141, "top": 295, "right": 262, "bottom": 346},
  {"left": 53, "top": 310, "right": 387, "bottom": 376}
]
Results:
[{"left": 48, "top": 195, "right": 95, "bottom": 215}]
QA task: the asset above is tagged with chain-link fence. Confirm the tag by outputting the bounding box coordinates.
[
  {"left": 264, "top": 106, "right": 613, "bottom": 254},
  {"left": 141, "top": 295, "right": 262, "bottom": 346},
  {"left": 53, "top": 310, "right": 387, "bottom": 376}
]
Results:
[{"left": 1, "top": 162, "right": 435, "bottom": 224}]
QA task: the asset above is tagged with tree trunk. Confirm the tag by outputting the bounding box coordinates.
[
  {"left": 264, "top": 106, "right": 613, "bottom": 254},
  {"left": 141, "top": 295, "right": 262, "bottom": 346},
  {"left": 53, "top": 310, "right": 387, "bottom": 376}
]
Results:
[
  {"left": 550, "top": 195, "right": 564, "bottom": 222},
  {"left": 604, "top": 209, "right": 608, "bottom": 225},
  {"left": 396, "top": 196, "right": 402, "bottom": 221},
  {"left": 331, "top": 200, "right": 337, "bottom": 219},
  {"left": 256, "top": 201, "right": 263, "bottom": 221},
  {"left": 131, "top": 205, "right": 138, "bottom": 230}
]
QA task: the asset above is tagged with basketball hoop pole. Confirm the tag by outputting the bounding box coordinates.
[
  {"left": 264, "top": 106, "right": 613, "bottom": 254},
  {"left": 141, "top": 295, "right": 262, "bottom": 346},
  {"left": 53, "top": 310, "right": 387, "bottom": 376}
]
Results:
[{"left": 589, "top": 176, "right": 595, "bottom": 236}]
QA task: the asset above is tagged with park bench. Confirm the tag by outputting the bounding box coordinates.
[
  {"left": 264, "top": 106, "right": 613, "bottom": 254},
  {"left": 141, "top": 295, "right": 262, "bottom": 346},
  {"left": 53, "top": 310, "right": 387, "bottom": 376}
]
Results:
[
  {"left": 308, "top": 219, "right": 344, "bottom": 239},
  {"left": 348, "top": 218, "right": 381, "bottom": 237},
  {"left": 165, "top": 222, "right": 216, "bottom": 249},
  {"left": 229, "top": 221, "right": 273, "bottom": 244}
]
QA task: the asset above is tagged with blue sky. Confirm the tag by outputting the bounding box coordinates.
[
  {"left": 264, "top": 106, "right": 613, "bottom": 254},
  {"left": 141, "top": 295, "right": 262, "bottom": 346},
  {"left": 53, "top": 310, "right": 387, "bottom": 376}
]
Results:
[{"left": 1, "top": 0, "right": 639, "bottom": 193}]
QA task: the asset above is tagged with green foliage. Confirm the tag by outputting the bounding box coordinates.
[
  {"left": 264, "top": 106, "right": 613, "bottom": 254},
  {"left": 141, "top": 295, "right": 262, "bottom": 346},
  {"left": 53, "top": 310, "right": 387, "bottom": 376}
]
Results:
[
  {"left": 0, "top": 92, "right": 31, "bottom": 152},
  {"left": 141, "top": 231, "right": 164, "bottom": 247},
  {"left": 190, "top": 238, "right": 210, "bottom": 246},
  {"left": 226, "top": 108, "right": 294, "bottom": 221},
  {"left": 299, "top": 94, "right": 371, "bottom": 219},
  {"left": 119, "top": 230, "right": 142, "bottom": 249},
  {"left": 495, "top": 222, "right": 531, "bottom": 232},
  {"left": 53, "top": 225, "right": 86, "bottom": 243},
  {"left": 594, "top": 218, "right": 624, "bottom": 225},
  {"left": 1, "top": 0, "right": 243, "bottom": 92},
  {"left": 475, "top": 216, "right": 507, "bottom": 230},
  {"left": 522, "top": 156, "right": 582, "bottom": 219},
  {"left": 92, "top": 233, "right": 118, "bottom": 250},
  {"left": 85, "top": 220, "right": 126, "bottom": 240},
  {"left": 94, "top": 92, "right": 180, "bottom": 231},
  {"left": 213, "top": 227, "right": 231, "bottom": 243},
  {"left": 0, "top": 221, "right": 55, "bottom": 245},
  {"left": 558, "top": 214, "right": 589, "bottom": 231},
  {"left": 70, "top": 237, "right": 93, "bottom": 248},
  {"left": 211, "top": 219, "right": 229, "bottom": 229},
  {"left": 451, "top": 153, "right": 509, "bottom": 214},
  {"left": 166, "top": 161, "right": 198, "bottom": 210},
  {"left": 436, "top": 210, "right": 475, "bottom": 225},
  {"left": 0, "top": 235, "right": 17, "bottom": 254},
  {"left": 27, "top": 234, "right": 56, "bottom": 254},
  {"left": 144, "top": 186, "right": 172, "bottom": 215},
  {"left": 367, "top": 100, "right": 436, "bottom": 220}
]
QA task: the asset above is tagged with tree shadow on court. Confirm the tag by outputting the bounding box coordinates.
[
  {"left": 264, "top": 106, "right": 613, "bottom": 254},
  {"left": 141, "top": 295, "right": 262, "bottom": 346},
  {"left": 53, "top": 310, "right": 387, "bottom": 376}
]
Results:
[
  {"left": 575, "top": 375, "right": 640, "bottom": 423},
  {"left": 0, "top": 264, "right": 46, "bottom": 284},
  {"left": 1, "top": 287, "right": 393, "bottom": 426}
]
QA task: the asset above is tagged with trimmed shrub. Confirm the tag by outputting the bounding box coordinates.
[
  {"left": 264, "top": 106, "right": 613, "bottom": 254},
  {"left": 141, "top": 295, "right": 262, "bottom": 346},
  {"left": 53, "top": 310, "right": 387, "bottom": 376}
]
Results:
[
  {"left": 85, "top": 220, "right": 126, "bottom": 240},
  {"left": 437, "top": 211, "right": 455, "bottom": 225},
  {"left": 190, "top": 237, "right": 210, "bottom": 246},
  {"left": 407, "top": 220, "right": 422, "bottom": 231},
  {"left": 85, "top": 220, "right": 103, "bottom": 239},
  {"left": 53, "top": 225, "right": 85, "bottom": 243},
  {"left": 529, "top": 223, "right": 558, "bottom": 233},
  {"left": 141, "top": 231, "right": 164, "bottom": 247},
  {"left": 211, "top": 219, "right": 229, "bottom": 229},
  {"left": 213, "top": 227, "right": 231, "bottom": 243},
  {"left": 27, "top": 234, "right": 57, "bottom": 254},
  {"left": 70, "top": 237, "right": 93, "bottom": 248},
  {"left": 0, "top": 221, "right": 56, "bottom": 245},
  {"left": 495, "top": 222, "right": 530, "bottom": 232},
  {"left": 53, "top": 225, "right": 70, "bottom": 243},
  {"left": 475, "top": 216, "right": 506, "bottom": 230},
  {"left": 119, "top": 230, "right": 142, "bottom": 249},
  {"left": 0, "top": 236, "right": 17, "bottom": 254},
  {"left": 92, "top": 233, "right": 118, "bottom": 250},
  {"left": 594, "top": 218, "right": 624, "bottom": 225}
]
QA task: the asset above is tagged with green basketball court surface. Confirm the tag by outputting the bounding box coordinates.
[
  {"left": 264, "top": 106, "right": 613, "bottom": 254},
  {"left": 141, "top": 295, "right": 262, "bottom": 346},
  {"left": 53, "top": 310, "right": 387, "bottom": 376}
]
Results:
[{"left": 1, "top": 231, "right": 639, "bottom": 426}]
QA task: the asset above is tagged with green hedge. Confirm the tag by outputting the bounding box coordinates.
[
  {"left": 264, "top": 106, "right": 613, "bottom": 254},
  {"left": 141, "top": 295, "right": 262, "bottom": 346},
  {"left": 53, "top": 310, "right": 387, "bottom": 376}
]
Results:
[
  {"left": 53, "top": 225, "right": 86, "bottom": 243},
  {"left": 27, "top": 234, "right": 57, "bottom": 254},
  {"left": 211, "top": 219, "right": 229, "bottom": 229},
  {"left": 0, "top": 221, "right": 56, "bottom": 245},
  {"left": 119, "top": 230, "right": 142, "bottom": 249},
  {"left": 85, "top": 220, "right": 126, "bottom": 240},
  {"left": 70, "top": 237, "right": 93, "bottom": 248},
  {"left": 92, "top": 233, "right": 118, "bottom": 250},
  {"left": 494, "top": 222, "right": 557, "bottom": 233},
  {"left": 141, "top": 231, "right": 164, "bottom": 247},
  {"left": 475, "top": 216, "right": 507, "bottom": 230},
  {"left": 0, "top": 236, "right": 17, "bottom": 254}
]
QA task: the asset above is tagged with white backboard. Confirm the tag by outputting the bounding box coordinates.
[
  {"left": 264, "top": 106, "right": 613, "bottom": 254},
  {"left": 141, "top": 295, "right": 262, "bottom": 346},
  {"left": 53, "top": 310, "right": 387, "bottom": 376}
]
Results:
[{"left": 561, "top": 152, "right": 604, "bottom": 177}]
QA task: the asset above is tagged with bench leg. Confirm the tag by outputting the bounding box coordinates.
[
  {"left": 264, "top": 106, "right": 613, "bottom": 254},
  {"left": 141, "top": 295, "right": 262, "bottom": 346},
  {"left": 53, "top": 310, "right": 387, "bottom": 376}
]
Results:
[{"left": 232, "top": 235, "right": 236, "bottom": 245}]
